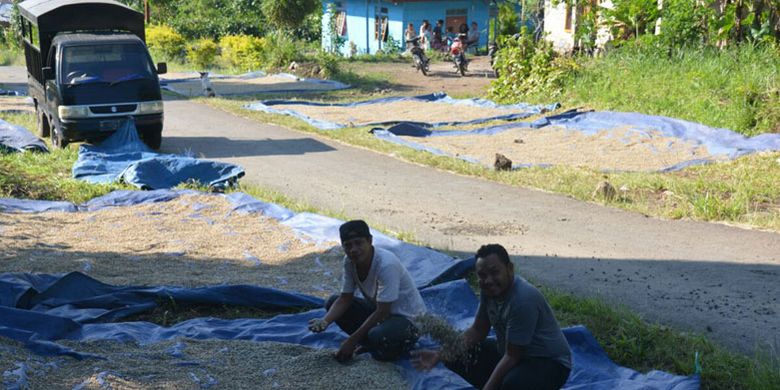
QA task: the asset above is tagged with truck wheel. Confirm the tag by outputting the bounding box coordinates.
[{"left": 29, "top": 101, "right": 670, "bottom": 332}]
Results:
[
  {"left": 36, "top": 107, "right": 50, "bottom": 137},
  {"left": 142, "top": 130, "right": 162, "bottom": 150},
  {"left": 51, "top": 126, "right": 69, "bottom": 149}
]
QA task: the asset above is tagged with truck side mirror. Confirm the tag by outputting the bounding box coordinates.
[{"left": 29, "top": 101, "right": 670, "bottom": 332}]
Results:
[
  {"left": 156, "top": 62, "right": 167, "bottom": 75},
  {"left": 42, "top": 67, "right": 54, "bottom": 80}
]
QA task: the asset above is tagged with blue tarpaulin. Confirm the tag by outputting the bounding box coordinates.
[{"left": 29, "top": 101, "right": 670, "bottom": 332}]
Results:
[
  {"left": 0, "top": 190, "right": 699, "bottom": 389},
  {"left": 160, "top": 71, "right": 350, "bottom": 96},
  {"left": 0, "top": 119, "right": 48, "bottom": 153},
  {"left": 243, "top": 92, "right": 559, "bottom": 130},
  {"left": 0, "top": 273, "right": 700, "bottom": 389},
  {"left": 373, "top": 109, "right": 780, "bottom": 172},
  {"left": 71, "top": 119, "right": 245, "bottom": 189}
]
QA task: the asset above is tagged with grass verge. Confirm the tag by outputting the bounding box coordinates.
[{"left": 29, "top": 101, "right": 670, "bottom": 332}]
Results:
[
  {"left": 517, "top": 44, "right": 780, "bottom": 137},
  {"left": 544, "top": 282, "right": 779, "bottom": 390},
  {"left": 3, "top": 109, "right": 778, "bottom": 389},
  {"left": 201, "top": 96, "right": 780, "bottom": 232}
]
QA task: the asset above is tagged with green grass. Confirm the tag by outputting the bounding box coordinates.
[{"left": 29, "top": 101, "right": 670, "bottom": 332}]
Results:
[
  {"left": 0, "top": 47, "right": 24, "bottom": 66},
  {"left": 0, "top": 112, "right": 131, "bottom": 202},
  {"left": 202, "top": 97, "right": 780, "bottom": 232},
  {"left": 543, "top": 284, "right": 780, "bottom": 390},
  {"left": 519, "top": 44, "right": 780, "bottom": 137}
]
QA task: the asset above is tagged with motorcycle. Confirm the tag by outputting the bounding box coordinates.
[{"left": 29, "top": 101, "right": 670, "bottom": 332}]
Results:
[
  {"left": 449, "top": 34, "right": 468, "bottom": 76},
  {"left": 406, "top": 36, "right": 430, "bottom": 76},
  {"left": 488, "top": 41, "right": 499, "bottom": 78}
]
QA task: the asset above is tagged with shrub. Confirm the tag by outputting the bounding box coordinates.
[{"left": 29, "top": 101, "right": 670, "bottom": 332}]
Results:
[
  {"left": 313, "top": 51, "right": 341, "bottom": 78},
  {"left": 146, "top": 25, "right": 186, "bottom": 61},
  {"left": 186, "top": 38, "right": 219, "bottom": 70},
  {"left": 489, "top": 29, "right": 577, "bottom": 102},
  {"left": 263, "top": 33, "right": 300, "bottom": 70},
  {"left": 220, "top": 35, "right": 266, "bottom": 72}
]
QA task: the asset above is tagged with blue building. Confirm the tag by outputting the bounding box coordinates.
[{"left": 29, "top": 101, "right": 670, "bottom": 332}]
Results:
[{"left": 321, "top": 0, "right": 498, "bottom": 56}]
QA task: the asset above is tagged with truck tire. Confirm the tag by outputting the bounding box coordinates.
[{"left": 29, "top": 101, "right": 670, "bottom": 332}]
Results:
[
  {"left": 51, "top": 125, "right": 69, "bottom": 149},
  {"left": 36, "top": 106, "right": 50, "bottom": 137},
  {"left": 142, "top": 130, "right": 162, "bottom": 150}
]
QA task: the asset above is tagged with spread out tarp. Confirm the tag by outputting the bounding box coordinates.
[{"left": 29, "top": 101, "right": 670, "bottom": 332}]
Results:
[
  {"left": 372, "top": 109, "right": 780, "bottom": 172},
  {"left": 243, "top": 92, "right": 559, "bottom": 130},
  {"left": 0, "top": 89, "right": 24, "bottom": 96},
  {"left": 0, "top": 119, "right": 48, "bottom": 153},
  {"left": 71, "top": 119, "right": 245, "bottom": 189},
  {"left": 0, "top": 274, "right": 700, "bottom": 390},
  {"left": 0, "top": 190, "right": 699, "bottom": 389},
  {"left": 160, "top": 71, "right": 350, "bottom": 96}
]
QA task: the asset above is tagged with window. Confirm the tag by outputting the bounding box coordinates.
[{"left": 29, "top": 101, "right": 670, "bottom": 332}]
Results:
[
  {"left": 336, "top": 10, "right": 347, "bottom": 36},
  {"left": 564, "top": 3, "right": 573, "bottom": 32},
  {"left": 374, "top": 7, "right": 388, "bottom": 42}
]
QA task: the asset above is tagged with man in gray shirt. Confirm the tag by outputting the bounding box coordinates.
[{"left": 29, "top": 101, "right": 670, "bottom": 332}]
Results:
[
  {"left": 308, "top": 220, "right": 426, "bottom": 362},
  {"left": 413, "top": 244, "right": 571, "bottom": 389}
]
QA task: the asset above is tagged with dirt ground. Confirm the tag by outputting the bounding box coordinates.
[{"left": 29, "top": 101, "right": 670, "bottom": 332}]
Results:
[{"left": 344, "top": 55, "right": 495, "bottom": 96}]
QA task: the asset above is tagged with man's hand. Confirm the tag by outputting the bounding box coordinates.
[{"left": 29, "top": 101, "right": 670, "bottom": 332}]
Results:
[
  {"left": 335, "top": 337, "right": 358, "bottom": 363},
  {"left": 307, "top": 317, "right": 329, "bottom": 333},
  {"left": 410, "top": 349, "right": 440, "bottom": 371}
]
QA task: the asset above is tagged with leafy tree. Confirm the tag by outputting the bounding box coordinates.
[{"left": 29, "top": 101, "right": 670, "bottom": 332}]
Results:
[
  {"left": 121, "top": 0, "right": 267, "bottom": 39},
  {"left": 261, "top": 0, "right": 320, "bottom": 32},
  {"left": 498, "top": 2, "right": 520, "bottom": 37}
]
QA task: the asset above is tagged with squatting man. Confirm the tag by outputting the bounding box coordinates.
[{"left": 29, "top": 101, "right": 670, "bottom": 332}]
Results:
[
  {"left": 412, "top": 244, "right": 572, "bottom": 390},
  {"left": 308, "top": 220, "right": 426, "bottom": 362}
]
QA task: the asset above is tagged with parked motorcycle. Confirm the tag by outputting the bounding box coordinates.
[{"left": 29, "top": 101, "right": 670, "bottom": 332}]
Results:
[
  {"left": 488, "top": 41, "right": 499, "bottom": 78},
  {"left": 406, "top": 36, "right": 430, "bottom": 76},
  {"left": 449, "top": 34, "right": 468, "bottom": 76}
]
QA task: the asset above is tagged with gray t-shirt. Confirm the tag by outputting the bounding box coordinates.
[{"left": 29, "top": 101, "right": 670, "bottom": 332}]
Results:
[
  {"left": 477, "top": 276, "right": 572, "bottom": 368},
  {"left": 342, "top": 247, "right": 426, "bottom": 319}
]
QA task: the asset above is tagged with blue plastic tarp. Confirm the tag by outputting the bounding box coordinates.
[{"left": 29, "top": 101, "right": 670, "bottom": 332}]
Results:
[
  {"left": 373, "top": 109, "right": 780, "bottom": 172},
  {"left": 71, "top": 119, "right": 244, "bottom": 189},
  {"left": 0, "top": 272, "right": 699, "bottom": 389},
  {"left": 160, "top": 71, "right": 350, "bottom": 95},
  {"left": 244, "top": 92, "right": 559, "bottom": 130},
  {"left": 0, "top": 190, "right": 699, "bottom": 389},
  {"left": 0, "top": 119, "right": 48, "bottom": 153}
]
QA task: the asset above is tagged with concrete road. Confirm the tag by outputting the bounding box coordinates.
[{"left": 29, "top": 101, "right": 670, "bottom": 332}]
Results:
[
  {"left": 2, "top": 66, "right": 777, "bottom": 354},
  {"left": 159, "top": 98, "right": 779, "bottom": 355}
]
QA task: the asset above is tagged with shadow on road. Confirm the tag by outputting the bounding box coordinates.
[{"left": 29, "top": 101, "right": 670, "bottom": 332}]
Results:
[{"left": 161, "top": 136, "right": 336, "bottom": 158}]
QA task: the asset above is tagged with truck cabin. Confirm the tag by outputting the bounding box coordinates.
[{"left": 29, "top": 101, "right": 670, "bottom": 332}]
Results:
[{"left": 17, "top": 0, "right": 152, "bottom": 85}]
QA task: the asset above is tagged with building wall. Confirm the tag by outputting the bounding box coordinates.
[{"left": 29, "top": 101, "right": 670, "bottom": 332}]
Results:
[
  {"left": 402, "top": 0, "right": 489, "bottom": 50},
  {"left": 543, "top": 0, "right": 614, "bottom": 53},
  {"left": 323, "top": 0, "right": 491, "bottom": 55},
  {"left": 543, "top": 0, "right": 575, "bottom": 53}
]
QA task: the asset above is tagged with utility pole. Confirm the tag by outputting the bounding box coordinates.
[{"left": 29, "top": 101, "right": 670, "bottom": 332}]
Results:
[{"left": 143, "top": 0, "right": 150, "bottom": 23}]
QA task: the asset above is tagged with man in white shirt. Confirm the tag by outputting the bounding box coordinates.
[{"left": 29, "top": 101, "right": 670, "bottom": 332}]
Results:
[{"left": 308, "top": 220, "right": 426, "bottom": 362}]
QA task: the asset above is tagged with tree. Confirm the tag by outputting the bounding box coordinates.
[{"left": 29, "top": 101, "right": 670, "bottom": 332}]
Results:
[{"left": 261, "top": 0, "right": 320, "bottom": 31}]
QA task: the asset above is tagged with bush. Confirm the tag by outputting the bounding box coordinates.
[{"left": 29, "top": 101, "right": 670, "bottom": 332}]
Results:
[
  {"left": 146, "top": 25, "right": 186, "bottom": 61},
  {"left": 263, "top": 33, "right": 300, "bottom": 70},
  {"left": 313, "top": 51, "right": 341, "bottom": 78},
  {"left": 186, "top": 38, "right": 219, "bottom": 70},
  {"left": 220, "top": 35, "right": 266, "bottom": 72},
  {"left": 489, "top": 29, "right": 577, "bottom": 102}
]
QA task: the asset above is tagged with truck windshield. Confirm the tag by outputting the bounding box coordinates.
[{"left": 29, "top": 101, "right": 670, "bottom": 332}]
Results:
[{"left": 62, "top": 43, "right": 155, "bottom": 86}]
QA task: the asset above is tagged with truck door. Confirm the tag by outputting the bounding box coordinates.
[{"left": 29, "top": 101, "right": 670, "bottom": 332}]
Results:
[{"left": 43, "top": 47, "right": 59, "bottom": 126}]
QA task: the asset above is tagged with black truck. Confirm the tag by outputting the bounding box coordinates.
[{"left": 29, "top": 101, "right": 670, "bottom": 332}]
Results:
[{"left": 18, "top": 0, "right": 166, "bottom": 149}]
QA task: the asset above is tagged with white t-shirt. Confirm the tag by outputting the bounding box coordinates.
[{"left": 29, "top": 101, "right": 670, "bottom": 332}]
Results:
[{"left": 341, "top": 247, "right": 426, "bottom": 319}]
